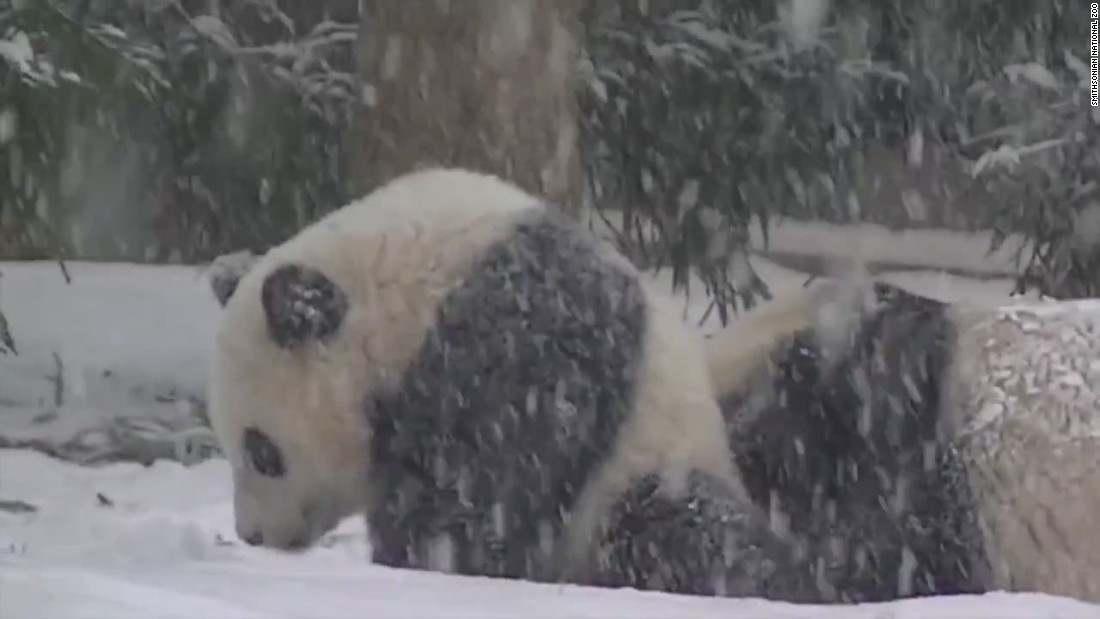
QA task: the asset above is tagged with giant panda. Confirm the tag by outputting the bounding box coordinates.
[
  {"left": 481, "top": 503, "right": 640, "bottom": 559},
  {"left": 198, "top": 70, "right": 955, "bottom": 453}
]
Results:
[
  {"left": 703, "top": 277, "right": 1100, "bottom": 603},
  {"left": 206, "top": 167, "right": 819, "bottom": 600}
]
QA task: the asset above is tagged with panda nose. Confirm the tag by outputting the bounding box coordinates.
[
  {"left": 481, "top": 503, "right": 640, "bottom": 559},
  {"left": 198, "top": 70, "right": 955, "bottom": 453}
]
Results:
[{"left": 242, "top": 530, "right": 264, "bottom": 546}]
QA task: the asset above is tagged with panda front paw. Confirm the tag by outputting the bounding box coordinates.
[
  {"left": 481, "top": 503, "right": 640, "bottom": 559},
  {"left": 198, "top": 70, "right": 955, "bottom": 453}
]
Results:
[{"left": 594, "top": 470, "right": 821, "bottom": 602}]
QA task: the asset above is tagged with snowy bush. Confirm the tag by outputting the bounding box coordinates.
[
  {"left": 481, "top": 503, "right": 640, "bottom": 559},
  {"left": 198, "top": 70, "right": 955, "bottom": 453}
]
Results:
[
  {"left": 968, "top": 55, "right": 1100, "bottom": 299},
  {"left": 578, "top": 0, "right": 1095, "bottom": 316},
  {"left": 2, "top": 0, "right": 1093, "bottom": 307},
  {"left": 1, "top": 0, "right": 358, "bottom": 262},
  {"left": 0, "top": 414, "right": 220, "bottom": 468},
  {"left": 580, "top": 0, "right": 873, "bottom": 317}
]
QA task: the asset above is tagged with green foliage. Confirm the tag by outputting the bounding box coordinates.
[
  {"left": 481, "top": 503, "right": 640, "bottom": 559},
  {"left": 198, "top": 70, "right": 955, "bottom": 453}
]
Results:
[
  {"left": 3, "top": 0, "right": 1094, "bottom": 302},
  {"left": 871, "top": 0, "right": 1098, "bottom": 298},
  {"left": 581, "top": 0, "right": 827, "bottom": 318},
  {"left": 1, "top": 0, "right": 358, "bottom": 262},
  {"left": 957, "top": 2, "right": 1100, "bottom": 298},
  {"left": 1, "top": 1, "right": 163, "bottom": 259},
  {"left": 580, "top": 0, "right": 1098, "bottom": 315}
]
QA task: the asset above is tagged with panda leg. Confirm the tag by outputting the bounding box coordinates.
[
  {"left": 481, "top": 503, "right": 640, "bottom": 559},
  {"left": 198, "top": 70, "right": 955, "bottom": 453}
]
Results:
[{"left": 592, "top": 469, "right": 821, "bottom": 602}]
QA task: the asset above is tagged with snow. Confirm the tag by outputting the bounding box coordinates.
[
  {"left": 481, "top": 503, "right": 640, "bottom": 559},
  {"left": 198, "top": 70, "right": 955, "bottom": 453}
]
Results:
[
  {"left": 587, "top": 210, "right": 1036, "bottom": 282},
  {"left": 3, "top": 449, "right": 1099, "bottom": 619},
  {"left": 783, "top": 0, "right": 832, "bottom": 50},
  {"left": 381, "top": 34, "right": 402, "bottom": 81},
  {"left": 0, "top": 262, "right": 220, "bottom": 457},
  {"left": 0, "top": 108, "right": 16, "bottom": 146},
  {"left": 487, "top": 0, "right": 536, "bottom": 60},
  {"left": 1003, "top": 62, "right": 1061, "bottom": 91},
  {"left": 1074, "top": 203, "right": 1100, "bottom": 252},
  {"left": 1, "top": 238, "right": 1098, "bottom": 617},
  {"left": 190, "top": 15, "right": 239, "bottom": 51},
  {"left": 0, "top": 30, "right": 57, "bottom": 86},
  {"left": 744, "top": 218, "right": 1029, "bottom": 279},
  {"left": 0, "top": 32, "right": 34, "bottom": 73}
]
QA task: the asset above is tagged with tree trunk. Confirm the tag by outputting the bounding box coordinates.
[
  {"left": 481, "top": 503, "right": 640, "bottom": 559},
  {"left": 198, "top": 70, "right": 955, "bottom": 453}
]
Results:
[{"left": 351, "top": 0, "right": 584, "bottom": 215}]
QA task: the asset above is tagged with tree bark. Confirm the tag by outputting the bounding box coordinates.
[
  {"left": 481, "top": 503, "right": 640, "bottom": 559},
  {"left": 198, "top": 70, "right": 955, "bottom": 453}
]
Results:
[{"left": 352, "top": 0, "right": 584, "bottom": 215}]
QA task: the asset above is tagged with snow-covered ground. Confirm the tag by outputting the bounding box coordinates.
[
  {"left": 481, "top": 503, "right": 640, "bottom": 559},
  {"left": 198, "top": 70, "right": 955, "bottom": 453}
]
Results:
[
  {"left": 0, "top": 251, "right": 1095, "bottom": 618},
  {"left": 3, "top": 448, "right": 1099, "bottom": 619}
]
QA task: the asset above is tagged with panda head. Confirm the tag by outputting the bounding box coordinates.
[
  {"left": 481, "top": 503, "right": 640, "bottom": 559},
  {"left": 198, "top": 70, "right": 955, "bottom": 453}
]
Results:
[
  {"left": 209, "top": 256, "right": 372, "bottom": 552},
  {"left": 206, "top": 168, "right": 552, "bottom": 552}
]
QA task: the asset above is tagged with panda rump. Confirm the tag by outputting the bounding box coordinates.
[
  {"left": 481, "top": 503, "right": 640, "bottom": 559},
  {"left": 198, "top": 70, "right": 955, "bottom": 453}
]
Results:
[{"left": 706, "top": 279, "right": 1100, "bottom": 603}]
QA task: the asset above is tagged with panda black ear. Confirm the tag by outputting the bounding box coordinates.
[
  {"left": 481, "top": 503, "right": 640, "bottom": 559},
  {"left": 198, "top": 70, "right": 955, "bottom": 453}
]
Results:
[
  {"left": 208, "top": 250, "right": 260, "bottom": 308},
  {"left": 260, "top": 263, "right": 349, "bottom": 350},
  {"left": 211, "top": 271, "right": 244, "bottom": 308}
]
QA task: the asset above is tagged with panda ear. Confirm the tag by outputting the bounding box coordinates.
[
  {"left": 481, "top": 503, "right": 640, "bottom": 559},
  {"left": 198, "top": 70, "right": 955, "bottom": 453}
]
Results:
[
  {"left": 260, "top": 263, "right": 349, "bottom": 350},
  {"left": 208, "top": 250, "right": 260, "bottom": 308},
  {"left": 211, "top": 275, "right": 240, "bottom": 308}
]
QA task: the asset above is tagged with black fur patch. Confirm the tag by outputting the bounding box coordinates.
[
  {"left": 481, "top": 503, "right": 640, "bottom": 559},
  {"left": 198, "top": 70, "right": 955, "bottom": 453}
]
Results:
[
  {"left": 209, "top": 250, "right": 260, "bottom": 307},
  {"left": 242, "top": 426, "right": 287, "bottom": 478},
  {"left": 211, "top": 276, "right": 240, "bottom": 308},
  {"left": 366, "top": 210, "right": 647, "bottom": 582},
  {"left": 593, "top": 469, "right": 819, "bottom": 601},
  {"left": 260, "top": 263, "right": 349, "bottom": 350},
  {"left": 721, "top": 283, "right": 990, "bottom": 602}
]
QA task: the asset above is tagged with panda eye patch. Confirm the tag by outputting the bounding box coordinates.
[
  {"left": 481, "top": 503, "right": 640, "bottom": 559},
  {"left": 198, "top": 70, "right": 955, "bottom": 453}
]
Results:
[{"left": 242, "top": 427, "right": 286, "bottom": 478}]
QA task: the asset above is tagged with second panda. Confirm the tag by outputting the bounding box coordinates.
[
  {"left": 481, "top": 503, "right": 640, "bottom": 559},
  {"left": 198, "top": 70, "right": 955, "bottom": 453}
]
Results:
[
  {"left": 705, "top": 279, "right": 1100, "bottom": 603},
  {"left": 207, "top": 168, "right": 817, "bottom": 599}
]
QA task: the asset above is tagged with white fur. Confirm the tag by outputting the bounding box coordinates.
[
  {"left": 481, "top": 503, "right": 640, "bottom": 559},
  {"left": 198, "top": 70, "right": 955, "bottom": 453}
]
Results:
[{"left": 209, "top": 168, "right": 733, "bottom": 571}]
